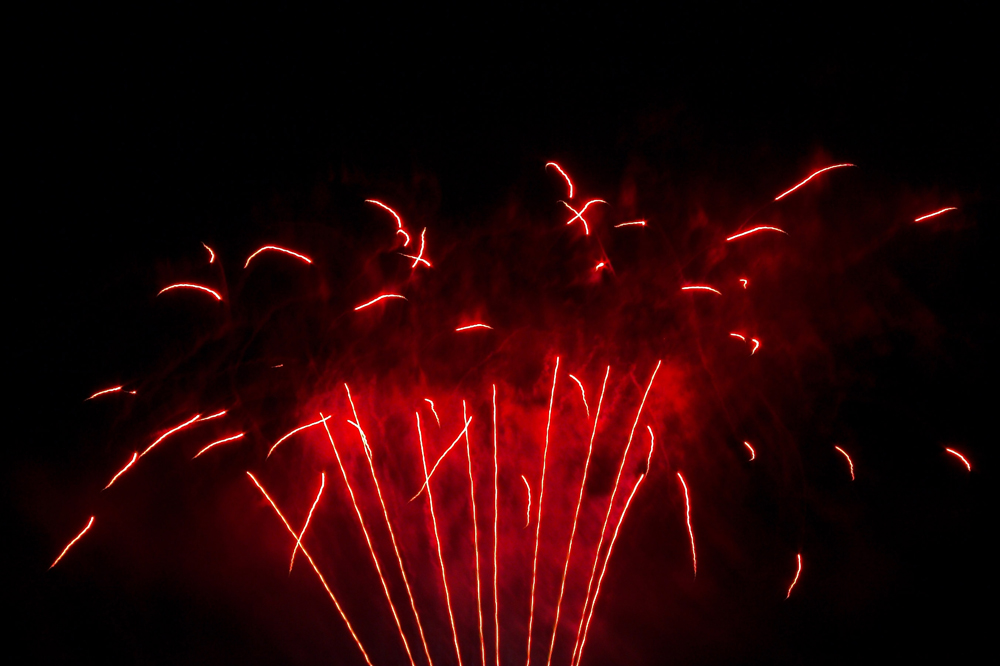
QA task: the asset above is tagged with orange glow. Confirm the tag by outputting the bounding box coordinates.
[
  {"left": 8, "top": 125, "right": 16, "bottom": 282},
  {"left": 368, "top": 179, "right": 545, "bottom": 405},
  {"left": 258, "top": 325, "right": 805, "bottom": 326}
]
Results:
[
  {"left": 463, "top": 401, "right": 487, "bottom": 666},
  {"left": 87, "top": 385, "right": 124, "bottom": 400},
  {"left": 725, "top": 226, "right": 788, "bottom": 242},
  {"left": 266, "top": 416, "right": 331, "bottom": 458},
  {"left": 681, "top": 285, "right": 722, "bottom": 295},
  {"left": 141, "top": 414, "right": 202, "bottom": 457},
  {"left": 243, "top": 245, "right": 313, "bottom": 269},
  {"left": 456, "top": 323, "right": 494, "bottom": 332},
  {"left": 545, "top": 162, "right": 574, "bottom": 198},
  {"left": 678, "top": 472, "right": 696, "bottom": 577},
  {"left": 740, "top": 278, "right": 748, "bottom": 288},
  {"left": 492, "top": 384, "right": 500, "bottom": 666},
  {"left": 614, "top": 220, "right": 646, "bottom": 227},
  {"left": 424, "top": 398, "right": 441, "bottom": 426},
  {"left": 744, "top": 441, "right": 756, "bottom": 461},
  {"left": 289, "top": 472, "right": 325, "bottom": 573},
  {"left": 400, "top": 227, "right": 431, "bottom": 268},
  {"left": 834, "top": 445, "right": 855, "bottom": 480},
  {"left": 202, "top": 242, "right": 215, "bottom": 263},
  {"left": 786, "top": 553, "right": 803, "bottom": 599},
  {"left": 944, "top": 447, "right": 972, "bottom": 472},
  {"left": 103, "top": 452, "right": 137, "bottom": 489},
  {"left": 49, "top": 515, "right": 95, "bottom": 569},
  {"left": 914, "top": 207, "right": 958, "bottom": 223},
  {"left": 568, "top": 373, "right": 590, "bottom": 417},
  {"left": 750, "top": 338, "right": 760, "bottom": 355},
  {"left": 246, "top": 472, "right": 372, "bottom": 665},
  {"left": 521, "top": 474, "right": 531, "bottom": 528},
  {"left": 365, "top": 199, "right": 404, "bottom": 228},
  {"left": 410, "top": 416, "right": 473, "bottom": 500},
  {"left": 354, "top": 293, "right": 407, "bottom": 311},
  {"left": 193, "top": 433, "right": 245, "bottom": 459},
  {"left": 730, "top": 332, "right": 746, "bottom": 342},
  {"left": 157, "top": 283, "right": 223, "bottom": 301},
  {"left": 774, "top": 163, "right": 855, "bottom": 201},
  {"left": 560, "top": 199, "right": 606, "bottom": 236}
]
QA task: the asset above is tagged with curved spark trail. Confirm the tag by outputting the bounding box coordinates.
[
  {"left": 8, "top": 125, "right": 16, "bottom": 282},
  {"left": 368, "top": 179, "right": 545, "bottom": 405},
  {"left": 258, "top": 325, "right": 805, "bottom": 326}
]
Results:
[
  {"left": 677, "top": 472, "right": 696, "bottom": 577},
  {"left": 246, "top": 473, "right": 372, "bottom": 666},
  {"left": 193, "top": 433, "right": 245, "bottom": 459},
  {"left": 560, "top": 200, "right": 606, "bottom": 236},
  {"left": 726, "top": 226, "right": 788, "bottom": 242},
  {"left": 202, "top": 242, "right": 215, "bottom": 263},
  {"left": 681, "top": 285, "right": 722, "bottom": 295},
  {"left": 834, "top": 445, "right": 855, "bottom": 480},
  {"left": 410, "top": 417, "right": 473, "bottom": 500},
  {"left": 267, "top": 416, "right": 332, "bottom": 458},
  {"left": 464, "top": 401, "right": 487, "bottom": 666},
  {"left": 365, "top": 199, "right": 404, "bottom": 228},
  {"left": 944, "top": 447, "right": 972, "bottom": 472},
  {"left": 568, "top": 373, "right": 589, "bottom": 417},
  {"left": 521, "top": 475, "right": 531, "bottom": 528},
  {"left": 243, "top": 245, "right": 313, "bottom": 268},
  {"left": 547, "top": 366, "right": 609, "bottom": 666},
  {"left": 493, "top": 385, "right": 500, "bottom": 666},
  {"left": 424, "top": 398, "right": 441, "bottom": 426},
  {"left": 157, "top": 283, "right": 223, "bottom": 301},
  {"left": 526, "top": 357, "right": 560, "bottom": 666},
  {"left": 740, "top": 278, "right": 749, "bottom": 288},
  {"left": 730, "top": 332, "right": 746, "bottom": 342},
  {"left": 417, "top": 413, "right": 465, "bottom": 666},
  {"left": 774, "top": 163, "right": 855, "bottom": 201},
  {"left": 744, "top": 441, "right": 756, "bottom": 461},
  {"left": 456, "top": 324, "right": 494, "bottom": 332},
  {"left": 397, "top": 228, "right": 411, "bottom": 246},
  {"left": 354, "top": 293, "right": 407, "bottom": 311},
  {"left": 750, "top": 338, "right": 760, "bottom": 355},
  {"left": 50, "top": 515, "right": 95, "bottom": 569},
  {"left": 614, "top": 220, "right": 646, "bottom": 227},
  {"left": 103, "top": 452, "right": 137, "bottom": 490},
  {"left": 87, "top": 385, "right": 124, "bottom": 400},
  {"left": 915, "top": 207, "right": 958, "bottom": 223},
  {"left": 289, "top": 472, "right": 325, "bottom": 573},
  {"left": 400, "top": 227, "right": 431, "bottom": 268},
  {"left": 141, "top": 414, "right": 202, "bottom": 457},
  {"left": 545, "top": 162, "right": 574, "bottom": 198},
  {"left": 786, "top": 553, "right": 803, "bottom": 599}
]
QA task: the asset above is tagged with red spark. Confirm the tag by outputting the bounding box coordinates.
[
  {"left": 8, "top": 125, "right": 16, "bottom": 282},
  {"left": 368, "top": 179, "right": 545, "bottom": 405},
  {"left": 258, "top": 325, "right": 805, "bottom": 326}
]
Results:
[
  {"left": 730, "top": 332, "right": 746, "bottom": 342},
  {"left": 560, "top": 199, "right": 606, "bottom": 236},
  {"left": 614, "top": 220, "right": 646, "bottom": 227},
  {"left": 246, "top": 472, "right": 372, "bottom": 666},
  {"left": 681, "top": 285, "right": 722, "bottom": 295},
  {"left": 740, "top": 278, "right": 749, "bottom": 288},
  {"left": 750, "top": 338, "right": 760, "bottom": 355},
  {"left": 456, "top": 323, "right": 494, "bottom": 332},
  {"left": 424, "top": 398, "right": 441, "bottom": 426},
  {"left": 193, "top": 433, "right": 245, "bottom": 459},
  {"left": 914, "top": 206, "right": 958, "bottom": 223},
  {"left": 463, "top": 401, "right": 487, "bottom": 666},
  {"left": 744, "top": 441, "right": 756, "bottom": 461},
  {"left": 400, "top": 227, "right": 431, "bottom": 268},
  {"left": 354, "top": 293, "right": 407, "bottom": 311},
  {"left": 103, "top": 452, "right": 137, "bottom": 489},
  {"left": 568, "top": 373, "right": 590, "bottom": 417},
  {"left": 944, "top": 447, "right": 972, "bottom": 472},
  {"left": 410, "top": 416, "right": 473, "bottom": 500},
  {"left": 726, "top": 226, "right": 789, "bottom": 242},
  {"left": 202, "top": 242, "right": 215, "bottom": 263},
  {"left": 492, "top": 384, "right": 500, "bottom": 666},
  {"left": 521, "top": 475, "right": 531, "bottom": 528},
  {"left": 677, "top": 472, "right": 696, "bottom": 577},
  {"left": 140, "top": 414, "right": 202, "bottom": 457},
  {"left": 594, "top": 261, "right": 606, "bottom": 271},
  {"left": 289, "top": 472, "right": 325, "bottom": 573},
  {"left": 243, "top": 245, "right": 313, "bottom": 269},
  {"left": 396, "top": 228, "right": 411, "bottom": 246},
  {"left": 86, "top": 385, "right": 124, "bottom": 400},
  {"left": 198, "top": 410, "right": 227, "bottom": 422},
  {"left": 545, "top": 162, "right": 574, "bottom": 198},
  {"left": 834, "top": 445, "right": 855, "bottom": 480},
  {"left": 365, "top": 199, "right": 404, "bottom": 228},
  {"left": 774, "top": 163, "right": 855, "bottom": 201},
  {"left": 157, "top": 283, "right": 223, "bottom": 301},
  {"left": 786, "top": 553, "right": 803, "bottom": 599},
  {"left": 266, "top": 415, "right": 332, "bottom": 458},
  {"left": 49, "top": 515, "right": 95, "bottom": 569}
]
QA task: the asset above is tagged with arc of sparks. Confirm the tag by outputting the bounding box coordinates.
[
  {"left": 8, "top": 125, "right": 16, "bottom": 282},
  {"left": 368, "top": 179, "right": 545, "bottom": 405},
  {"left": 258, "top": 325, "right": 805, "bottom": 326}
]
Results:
[
  {"left": 521, "top": 474, "right": 531, "bottom": 528},
  {"left": 567, "top": 373, "right": 590, "bottom": 417},
  {"left": 740, "top": 278, "right": 749, "bottom": 288},
  {"left": 365, "top": 199, "right": 404, "bottom": 228},
  {"left": 786, "top": 553, "right": 803, "bottom": 598},
  {"left": 289, "top": 473, "right": 325, "bottom": 573},
  {"left": 774, "top": 163, "right": 855, "bottom": 201},
  {"left": 354, "top": 293, "right": 407, "bottom": 311},
  {"left": 202, "top": 242, "right": 215, "bottom": 263},
  {"left": 560, "top": 199, "right": 606, "bottom": 236},
  {"left": 103, "top": 452, "right": 138, "bottom": 489},
  {"left": 50, "top": 516, "right": 95, "bottom": 569},
  {"left": 750, "top": 338, "right": 760, "bottom": 355},
  {"left": 545, "top": 162, "right": 574, "bottom": 198},
  {"left": 424, "top": 398, "right": 441, "bottom": 426},
  {"left": 730, "top": 332, "right": 746, "bottom": 342},
  {"left": 141, "top": 414, "right": 202, "bottom": 457},
  {"left": 87, "top": 385, "right": 124, "bottom": 400},
  {"left": 915, "top": 206, "right": 957, "bottom": 223},
  {"left": 681, "top": 285, "right": 722, "bottom": 295},
  {"left": 416, "top": 412, "right": 465, "bottom": 666},
  {"left": 410, "top": 416, "right": 473, "bottom": 500},
  {"left": 725, "top": 226, "right": 788, "bottom": 242},
  {"left": 243, "top": 245, "right": 313, "bottom": 269},
  {"left": 456, "top": 323, "right": 494, "bottom": 332},
  {"left": 834, "top": 445, "right": 855, "bottom": 480},
  {"left": 246, "top": 473, "right": 373, "bottom": 666},
  {"left": 463, "top": 401, "right": 487, "bottom": 666},
  {"left": 744, "top": 441, "right": 756, "bottom": 461},
  {"left": 193, "top": 433, "right": 245, "bottom": 459},
  {"left": 399, "top": 227, "right": 431, "bottom": 268},
  {"left": 614, "top": 220, "right": 646, "bottom": 227},
  {"left": 678, "top": 472, "right": 697, "bottom": 577},
  {"left": 492, "top": 384, "right": 500, "bottom": 666},
  {"left": 266, "top": 416, "right": 332, "bottom": 458},
  {"left": 157, "top": 283, "right": 223, "bottom": 301},
  {"left": 944, "top": 447, "right": 972, "bottom": 472}
]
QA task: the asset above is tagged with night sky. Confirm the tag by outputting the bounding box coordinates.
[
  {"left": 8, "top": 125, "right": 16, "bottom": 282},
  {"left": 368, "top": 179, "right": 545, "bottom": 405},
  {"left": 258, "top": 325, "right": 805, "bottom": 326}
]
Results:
[{"left": 10, "top": 7, "right": 993, "bottom": 665}]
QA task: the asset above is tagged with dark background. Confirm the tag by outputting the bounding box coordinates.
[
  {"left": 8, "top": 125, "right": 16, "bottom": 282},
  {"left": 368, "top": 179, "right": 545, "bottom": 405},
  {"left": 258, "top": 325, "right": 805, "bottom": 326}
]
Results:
[{"left": 10, "top": 6, "right": 993, "bottom": 665}]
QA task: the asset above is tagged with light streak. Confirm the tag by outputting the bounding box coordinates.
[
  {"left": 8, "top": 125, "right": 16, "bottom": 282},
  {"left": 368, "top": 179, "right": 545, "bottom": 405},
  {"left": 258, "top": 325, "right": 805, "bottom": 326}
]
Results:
[
  {"left": 140, "top": 414, "right": 202, "bottom": 457},
  {"left": 193, "top": 433, "right": 245, "bottom": 459},
  {"left": 49, "top": 516, "right": 95, "bottom": 569},
  {"left": 681, "top": 285, "right": 722, "bottom": 295},
  {"left": 456, "top": 324, "right": 494, "bottom": 332},
  {"left": 678, "top": 472, "right": 696, "bottom": 577},
  {"left": 397, "top": 228, "right": 411, "bottom": 246},
  {"left": 740, "top": 278, "right": 748, "bottom": 289},
  {"left": 354, "top": 293, "right": 407, "bottom": 311},
  {"left": 545, "top": 162, "right": 574, "bottom": 198},
  {"left": 568, "top": 373, "right": 589, "bottom": 417},
  {"left": 103, "top": 452, "right": 137, "bottom": 489},
  {"left": 526, "top": 357, "right": 559, "bottom": 666},
  {"left": 266, "top": 416, "right": 332, "bottom": 458},
  {"left": 464, "top": 401, "right": 487, "bottom": 666},
  {"left": 320, "top": 414, "right": 418, "bottom": 666},
  {"left": 945, "top": 447, "right": 972, "bottom": 472},
  {"left": 744, "top": 441, "right": 756, "bottom": 461},
  {"left": 202, "top": 242, "right": 215, "bottom": 263},
  {"left": 289, "top": 472, "right": 325, "bottom": 573},
  {"left": 786, "top": 553, "right": 803, "bottom": 599},
  {"left": 834, "top": 445, "right": 855, "bottom": 480},
  {"left": 157, "top": 283, "right": 223, "bottom": 301},
  {"left": 424, "top": 398, "right": 441, "bottom": 426},
  {"left": 492, "top": 384, "right": 500, "bottom": 666},
  {"left": 521, "top": 475, "right": 531, "bottom": 528},
  {"left": 400, "top": 227, "right": 431, "bottom": 268},
  {"left": 730, "top": 332, "right": 746, "bottom": 342},
  {"left": 914, "top": 207, "right": 958, "bottom": 223},
  {"left": 246, "top": 473, "right": 372, "bottom": 666},
  {"left": 614, "top": 220, "right": 646, "bottom": 227},
  {"left": 546, "top": 366, "right": 609, "bottom": 666},
  {"left": 416, "top": 412, "right": 464, "bottom": 666},
  {"left": 725, "top": 226, "right": 788, "bottom": 242},
  {"left": 87, "top": 385, "right": 123, "bottom": 400},
  {"left": 560, "top": 200, "right": 606, "bottom": 236},
  {"left": 594, "top": 262, "right": 606, "bottom": 271},
  {"left": 365, "top": 199, "right": 404, "bottom": 228},
  {"left": 774, "top": 163, "right": 855, "bottom": 201},
  {"left": 198, "top": 410, "right": 227, "bottom": 422},
  {"left": 410, "top": 416, "right": 473, "bottom": 500},
  {"left": 243, "top": 245, "right": 313, "bottom": 268},
  {"left": 750, "top": 338, "right": 760, "bottom": 355}
]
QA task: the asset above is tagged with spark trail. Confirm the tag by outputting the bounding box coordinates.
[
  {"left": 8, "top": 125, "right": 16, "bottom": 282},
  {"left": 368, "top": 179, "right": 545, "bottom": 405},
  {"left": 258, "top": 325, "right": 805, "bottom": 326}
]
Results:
[
  {"left": 267, "top": 416, "right": 332, "bottom": 458},
  {"left": 678, "top": 472, "right": 696, "bottom": 577},
  {"left": 726, "top": 226, "right": 788, "bottom": 242},
  {"left": 786, "top": 553, "right": 803, "bottom": 599},
  {"left": 774, "top": 164, "right": 855, "bottom": 201},
  {"left": 193, "top": 433, "right": 245, "bottom": 459},
  {"left": 568, "top": 373, "right": 589, "bottom": 417},
  {"left": 141, "top": 414, "right": 202, "bottom": 457},
  {"left": 834, "top": 445, "right": 855, "bottom": 480},
  {"left": 103, "top": 452, "right": 137, "bottom": 489},
  {"left": 914, "top": 207, "right": 957, "bottom": 223},
  {"left": 50, "top": 516, "right": 95, "bottom": 569},
  {"left": 492, "top": 384, "right": 500, "bottom": 666},
  {"left": 289, "top": 472, "right": 325, "bottom": 573},
  {"left": 157, "top": 283, "right": 223, "bottom": 301},
  {"left": 545, "top": 162, "right": 574, "bottom": 198},
  {"left": 355, "top": 294, "right": 407, "bottom": 311},
  {"left": 244, "top": 245, "right": 313, "bottom": 268},
  {"left": 464, "top": 401, "right": 487, "bottom": 666},
  {"left": 410, "top": 416, "right": 473, "bottom": 500},
  {"left": 944, "top": 448, "right": 972, "bottom": 471}
]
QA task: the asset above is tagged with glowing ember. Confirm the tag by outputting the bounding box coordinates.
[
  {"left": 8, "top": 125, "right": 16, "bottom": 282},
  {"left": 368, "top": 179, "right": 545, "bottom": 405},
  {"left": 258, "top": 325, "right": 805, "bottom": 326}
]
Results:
[
  {"left": 786, "top": 553, "right": 803, "bottom": 599},
  {"left": 49, "top": 516, "right": 95, "bottom": 569},
  {"left": 774, "top": 163, "right": 855, "bottom": 201},
  {"left": 914, "top": 207, "right": 958, "bottom": 223},
  {"left": 103, "top": 452, "right": 137, "bottom": 490},
  {"left": 834, "top": 445, "right": 855, "bottom": 480},
  {"left": 156, "top": 283, "right": 223, "bottom": 301},
  {"left": 944, "top": 447, "right": 972, "bottom": 472}
]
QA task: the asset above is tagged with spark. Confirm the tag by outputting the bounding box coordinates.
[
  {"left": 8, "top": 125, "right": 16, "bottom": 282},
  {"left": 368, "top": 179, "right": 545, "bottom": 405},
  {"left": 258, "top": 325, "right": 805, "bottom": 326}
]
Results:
[
  {"left": 202, "top": 242, "right": 215, "bottom": 263},
  {"left": 740, "top": 278, "right": 748, "bottom": 288},
  {"left": 678, "top": 472, "right": 696, "bottom": 577},
  {"left": 289, "top": 473, "right": 325, "bottom": 573},
  {"left": 266, "top": 416, "right": 332, "bottom": 458},
  {"left": 492, "top": 384, "right": 500, "bottom": 666},
  {"left": 681, "top": 285, "right": 722, "bottom": 295},
  {"left": 774, "top": 163, "right": 855, "bottom": 201},
  {"left": 243, "top": 245, "right": 313, "bottom": 269},
  {"left": 464, "top": 401, "right": 487, "bottom": 666},
  {"left": 416, "top": 412, "right": 465, "bottom": 666},
  {"left": 526, "top": 356, "right": 559, "bottom": 666},
  {"left": 750, "top": 338, "right": 760, "bottom": 355},
  {"left": 594, "top": 262, "right": 606, "bottom": 271},
  {"left": 730, "top": 332, "right": 746, "bottom": 342},
  {"left": 521, "top": 475, "right": 531, "bottom": 528},
  {"left": 320, "top": 414, "right": 418, "bottom": 666},
  {"left": 198, "top": 410, "right": 227, "bottom": 422},
  {"left": 354, "top": 293, "right": 407, "bottom": 311},
  {"left": 397, "top": 228, "right": 411, "bottom": 246},
  {"left": 49, "top": 516, "right": 95, "bottom": 569},
  {"left": 786, "top": 553, "right": 803, "bottom": 599},
  {"left": 246, "top": 472, "right": 372, "bottom": 666},
  {"left": 945, "top": 447, "right": 972, "bottom": 472},
  {"left": 400, "top": 227, "right": 431, "bottom": 268},
  {"left": 560, "top": 199, "right": 606, "bottom": 236},
  {"left": 87, "top": 385, "right": 124, "bottom": 400},
  {"left": 193, "top": 433, "right": 245, "bottom": 459},
  {"left": 140, "top": 414, "right": 202, "bottom": 457},
  {"left": 744, "top": 441, "right": 756, "bottom": 461},
  {"left": 834, "top": 445, "right": 855, "bottom": 480},
  {"left": 365, "top": 199, "right": 404, "bottom": 228},
  {"left": 914, "top": 206, "right": 958, "bottom": 223},
  {"left": 545, "top": 162, "right": 574, "bottom": 198},
  {"left": 547, "top": 366, "right": 610, "bottom": 666},
  {"left": 410, "top": 416, "right": 473, "bottom": 500},
  {"left": 157, "top": 283, "right": 223, "bottom": 301},
  {"left": 103, "top": 452, "right": 137, "bottom": 489},
  {"left": 614, "top": 220, "right": 646, "bottom": 227},
  {"left": 568, "top": 373, "right": 589, "bottom": 417},
  {"left": 726, "top": 226, "right": 788, "bottom": 242},
  {"left": 424, "top": 398, "right": 441, "bottom": 426},
  {"left": 456, "top": 323, "right": 494, "bottom": 332}
]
